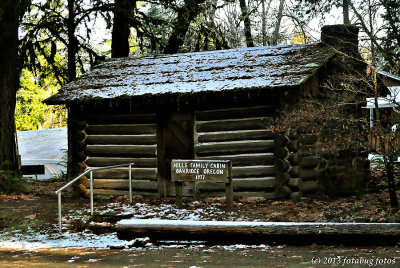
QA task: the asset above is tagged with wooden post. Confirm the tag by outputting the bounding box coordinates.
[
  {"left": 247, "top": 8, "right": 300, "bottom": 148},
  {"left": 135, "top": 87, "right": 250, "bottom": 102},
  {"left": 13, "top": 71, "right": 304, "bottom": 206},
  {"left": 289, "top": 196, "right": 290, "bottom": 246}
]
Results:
[
  {"left": 175, "top": 181, "right": 183, "bottom": 207},
  {"left": 194, "top": 182, "right": 199, "bottom": 200},
  {"left": 225, "top": 161, "right": 233, "bottom": 209}
]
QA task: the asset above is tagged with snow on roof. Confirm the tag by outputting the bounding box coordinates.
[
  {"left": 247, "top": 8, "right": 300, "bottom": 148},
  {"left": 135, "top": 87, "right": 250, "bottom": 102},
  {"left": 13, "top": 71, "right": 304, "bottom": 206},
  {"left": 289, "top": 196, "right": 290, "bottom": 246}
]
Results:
[
  {"left": 377, "top": 69, "right": 400, "bottom": 82},
  {"left": 365, "top": 97, "right": 395, "bottom": 109},
  {"left": 365, "top": 87, "right": 400, "bottom": 109},
  {"left": 46, "top": 44, "right": 334, "bottom": 104}
]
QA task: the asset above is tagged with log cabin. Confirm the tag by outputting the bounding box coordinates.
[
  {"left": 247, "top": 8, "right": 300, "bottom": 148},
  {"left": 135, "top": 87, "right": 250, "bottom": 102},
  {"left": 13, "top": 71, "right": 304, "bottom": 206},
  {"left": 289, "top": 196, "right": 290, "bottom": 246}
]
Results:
[{"left": 45, "top": 25, "right": 383, "bottom": 200}]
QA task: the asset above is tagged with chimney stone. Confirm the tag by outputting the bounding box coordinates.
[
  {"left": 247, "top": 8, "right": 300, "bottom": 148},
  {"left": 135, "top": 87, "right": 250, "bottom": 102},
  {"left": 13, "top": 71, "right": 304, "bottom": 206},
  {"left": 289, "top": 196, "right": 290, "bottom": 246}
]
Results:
[{"left": 321, "top": 24, "right": 359, "bottom": 56}]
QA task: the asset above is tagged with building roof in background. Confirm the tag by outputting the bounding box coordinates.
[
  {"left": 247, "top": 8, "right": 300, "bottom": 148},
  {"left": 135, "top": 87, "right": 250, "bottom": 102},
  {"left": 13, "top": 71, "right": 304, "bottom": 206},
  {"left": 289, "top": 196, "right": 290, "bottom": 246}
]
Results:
[
  {"left": 377, "top": 69, "right": 400, "bottom": 83},
  {"left": 365, "top": 86, "right": 400, "bottom": 109},
  {"left": 45, "top": 43, "right": 334, "bottom": 104}
]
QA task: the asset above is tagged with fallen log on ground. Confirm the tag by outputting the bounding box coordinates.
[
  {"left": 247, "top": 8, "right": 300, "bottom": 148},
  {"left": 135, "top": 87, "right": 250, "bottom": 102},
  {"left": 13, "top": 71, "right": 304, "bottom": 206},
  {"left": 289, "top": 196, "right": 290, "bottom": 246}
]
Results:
[{"left": 116, "top": 219, "right": 400, "bottom": 245}]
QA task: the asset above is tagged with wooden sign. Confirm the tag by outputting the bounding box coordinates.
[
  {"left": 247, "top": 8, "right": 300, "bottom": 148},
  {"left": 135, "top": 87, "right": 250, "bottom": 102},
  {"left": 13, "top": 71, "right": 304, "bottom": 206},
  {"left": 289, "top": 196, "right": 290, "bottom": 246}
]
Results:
[
  {"left": 171, "top": 159, "right": 233, "bottom": 208},
  {"left": 171, "top": 159, "right": 230, "bottom": 183},
  {"left": 21, "top": 164, "right": 45, "bottom": 176}
]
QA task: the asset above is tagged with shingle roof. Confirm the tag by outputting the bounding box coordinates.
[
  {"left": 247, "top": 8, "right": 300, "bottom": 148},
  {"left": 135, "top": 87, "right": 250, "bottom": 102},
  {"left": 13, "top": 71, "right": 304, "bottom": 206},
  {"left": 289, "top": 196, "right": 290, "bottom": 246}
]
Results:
[
  {"left": 377, "top": 69, "right": 400, "bottom": 83},
  {"left": 45, "top": 43, "right": 334, "bottom": 104}
]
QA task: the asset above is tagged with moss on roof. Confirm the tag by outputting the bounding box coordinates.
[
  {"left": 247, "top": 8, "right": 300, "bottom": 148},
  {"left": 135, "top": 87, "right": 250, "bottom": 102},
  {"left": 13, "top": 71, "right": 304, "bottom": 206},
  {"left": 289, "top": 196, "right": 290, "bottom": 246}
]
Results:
[{"left": 45, "top": 43, "right": 334, "bottom": 104}]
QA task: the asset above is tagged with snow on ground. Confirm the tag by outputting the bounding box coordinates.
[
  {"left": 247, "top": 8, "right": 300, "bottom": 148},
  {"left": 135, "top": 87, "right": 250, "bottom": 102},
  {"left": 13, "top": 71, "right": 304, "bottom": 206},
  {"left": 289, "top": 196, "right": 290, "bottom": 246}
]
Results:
[
  {"left": 0, "top": 200, "right": 269, "bottom": 251},
  {"left": 0, "top": 227, "right": 270, "bottom": 252},
  {"left": 0, "top": 229, "right": 130, "bottom": 251},
  {"left": 98, "top": 202, "right": 219, "bottom": 221},
  {"left": 95, "top": 201, "right": 250, "bottom": 222}
]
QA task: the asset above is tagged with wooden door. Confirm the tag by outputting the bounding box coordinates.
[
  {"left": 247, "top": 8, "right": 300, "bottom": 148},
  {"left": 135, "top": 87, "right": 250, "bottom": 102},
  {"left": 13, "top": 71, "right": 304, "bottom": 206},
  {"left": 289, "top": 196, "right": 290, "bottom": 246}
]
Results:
[{"left": 157, "top": 112, "right": 194, "bottom": 197}]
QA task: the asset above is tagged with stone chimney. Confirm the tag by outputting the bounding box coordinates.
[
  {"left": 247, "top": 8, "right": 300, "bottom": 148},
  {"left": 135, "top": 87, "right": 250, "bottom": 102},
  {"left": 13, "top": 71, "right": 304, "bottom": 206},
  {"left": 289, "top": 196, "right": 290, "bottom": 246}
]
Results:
[{"left": 321, "top": 24, "right": 359, "bottom": 57}]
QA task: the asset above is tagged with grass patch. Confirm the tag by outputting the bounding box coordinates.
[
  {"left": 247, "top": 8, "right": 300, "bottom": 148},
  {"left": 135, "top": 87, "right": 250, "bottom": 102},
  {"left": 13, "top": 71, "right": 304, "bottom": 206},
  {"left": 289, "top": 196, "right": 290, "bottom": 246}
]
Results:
[{"left": 0, "top": 169, "right": 29, "bottom": 194}]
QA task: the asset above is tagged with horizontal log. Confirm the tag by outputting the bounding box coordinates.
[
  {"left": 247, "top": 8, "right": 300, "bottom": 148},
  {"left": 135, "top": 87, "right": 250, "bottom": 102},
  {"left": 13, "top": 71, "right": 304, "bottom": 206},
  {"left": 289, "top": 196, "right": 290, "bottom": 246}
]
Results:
[
  {"left": 166, "top": 181, "right": 243, "bottom": 197},
  {"left": 94, "top": 186, "right": 280, "bottom": 199},
  {"left": 299, "top": 168, "right": 319, "bottom": 180},
  {"left": 75, "top": 140, "right": 87, "bottom": 151},
  {"left": 196, "top": 117, "right": 270, "bottom": 132},
  {"left": 84, "top": 113, "right": 156, "bottom": 124},
  {"left": 86, "top": 145, "right": 157, "bottom": 157},
  {"left": 80, "top": 175, "right": 89, "bottom": 185},
  {"left": 195, "top": 191, "right": 283, "bottom": 199},
  {"left": 289, "top": 177, "right": 302, "bottom": 188},
  {"left": 195, "top": 106, "right": 274, "bottom": 121},
  {"left": 290, "top": 191, "right": 303, "bottom": 201},
  {"left": 287, "top": 140, "right": 299, "bottom": 152},
  {"left": 86, "top": 157, "right": 157, "bottom": 167},
  {"left": 92, "top": 189, "right": 157, "bottom": 197},
  {"left": 299, "top": 180, "right": 319, "bottom": 192},
  {"left": 76, "top": 152, "right": 87, "bottom": 162},
  {"left": 165, "top": 181, "right": 196, "bottom": 197},
  {"left": 117, "top": 220, "right": 400, "bottom": 244},
  {"left": 92, "top": 167, "right": 157, "bottom": 180},
  {"left": 196, "top": 129, "right": 274, "bottom": 143},
  {"left": 86, "top": 124, "right": 156, "bottom": 135},
  {"left": 275, "top": 172, "right": 290, "bottom": 184},
  {"left": 72, "top": 130, "right": 86, "bottom": 141},
  {"left": 289, "top": 166, "right": 299, "bottom": 177},
  {"left": 300, "top": 156, "right": 320, "bottom": 169},
  {"left": 274, "top": 134, "right": 289, "bottom": 147},
  {"left": 274, "top": 147, "right": 289, "bottom": 159},
  {"left": 85, "top": 179, "right": 157, "bottom": 190},
  {"left": 289, "top": 167, "right": 319, "bottom": 180},
  {"left": 288, "top": 152, "right": 301, "bottom": 165},
  {"left": 86, "top": 134, "right": 157, "bottom": 145},
  {"left": 275, "top": 185, "right": 292, "bottom": 196},
  {"left": 197, "top": 153, "right": 275, "bottom": 166},
  {"left": 274, "top": 159, "right": 290, "bottom": 172},
  {"left": 195, "top": 140, "right": 274, "bottom": 155},
  {"left": 195, "top": 177, "right": 277, "bottom": 191},
  {"left": 78, "top": 183, "right": 89, "bottom": 195},
  {"left": 232, "top": 165, "right": 276, "bottom": 178}
]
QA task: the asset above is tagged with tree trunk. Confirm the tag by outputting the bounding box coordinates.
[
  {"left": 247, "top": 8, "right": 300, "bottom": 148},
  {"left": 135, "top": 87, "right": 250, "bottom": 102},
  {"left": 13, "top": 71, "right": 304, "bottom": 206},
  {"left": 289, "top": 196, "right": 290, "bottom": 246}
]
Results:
[
  {"left": 385, "top": 154, "right": 398, "bottom": 208},
  {"left": 111, "top": 0, "right": 134, "bottom": 58},
  {"left": 368, "top": 0, "right": 376, "bottom": 66},
  {"left": 350, "top": 1, "right": 397, "bottom": 72},
  {"left": 117, "top": 219, "right": 400, "bottom": 245},
  {"left": 0, "top": 0, "right": 21, "bottom": 170},
  {"left": 261, "top": 0, "right": 266, "bottom": 46},
  {"left": 371, "top": 66, "right": 398, "bottom": 208},
  {"left": 67, "top": 0, "right": 78, "bottom": 81},
  {"left": 343, "top": 0, "right": 350, "bottom": 24},
  {"left": 271, "top": 0, "right": 284, "bottom": 45},
  {"left": 239, "top": 0, "right": 254, "bottom": 47},
  {"left": 164, "top": 0, "right": 206, "bottom": 54}
]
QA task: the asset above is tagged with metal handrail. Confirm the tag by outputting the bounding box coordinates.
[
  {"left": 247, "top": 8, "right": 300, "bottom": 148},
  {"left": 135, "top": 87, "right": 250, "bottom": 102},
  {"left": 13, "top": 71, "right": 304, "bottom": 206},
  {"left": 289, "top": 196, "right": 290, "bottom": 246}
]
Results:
[{"left": 55, "top": 163, "right": 134, "bottom": 232}]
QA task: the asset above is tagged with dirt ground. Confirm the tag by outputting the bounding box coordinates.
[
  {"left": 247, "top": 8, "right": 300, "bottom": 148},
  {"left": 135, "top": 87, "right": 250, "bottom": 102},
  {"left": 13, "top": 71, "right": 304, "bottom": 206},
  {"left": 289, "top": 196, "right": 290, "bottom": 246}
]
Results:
[
  {"left": 1, "top": 180, "right": 400, "bottom": 231},
  {"left": 0, "top": 244, "right": 399, "bottom": 267},
  {"left": 0, "top": 178, "right": 400, "bottom": 267}
]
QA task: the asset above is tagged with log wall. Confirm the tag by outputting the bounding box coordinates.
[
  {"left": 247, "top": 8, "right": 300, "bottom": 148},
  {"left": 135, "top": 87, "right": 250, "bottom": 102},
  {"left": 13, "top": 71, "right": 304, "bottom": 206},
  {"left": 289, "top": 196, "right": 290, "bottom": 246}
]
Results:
[
  {"left": 68, "top": 109, "right": 88, "bottom": 191},
  {"left": 286, "top": 127, "right": 321, "bottom": 199},
  {"left": 81, "top": 113, "right": 158, "bottom": 197},
  {"left": 71, "top": 105, "right": 368, "bottom": 200},
  {"left": 286, "top": 126, "right": 369, "bottom": 198},
  {"left": 193, "top": 106, "right": 284, "bottom": 199}
]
